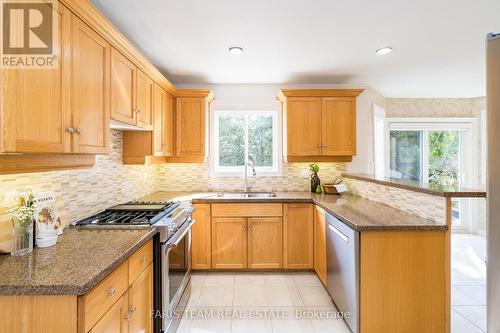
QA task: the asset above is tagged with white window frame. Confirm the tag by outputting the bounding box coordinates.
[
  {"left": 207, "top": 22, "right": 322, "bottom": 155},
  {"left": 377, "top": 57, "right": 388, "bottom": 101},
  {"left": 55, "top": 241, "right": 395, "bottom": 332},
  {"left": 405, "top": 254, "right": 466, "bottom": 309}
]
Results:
[{"left": 211, "top": 110, "right": 279, "bottom": 176}]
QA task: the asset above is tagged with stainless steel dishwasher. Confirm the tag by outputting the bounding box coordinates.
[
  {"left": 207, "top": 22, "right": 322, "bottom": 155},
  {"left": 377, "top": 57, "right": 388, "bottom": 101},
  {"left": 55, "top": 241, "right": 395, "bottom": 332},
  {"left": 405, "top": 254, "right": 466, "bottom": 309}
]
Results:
[{"left": 326, "top": 213, "right": 359, "bottom": 333}]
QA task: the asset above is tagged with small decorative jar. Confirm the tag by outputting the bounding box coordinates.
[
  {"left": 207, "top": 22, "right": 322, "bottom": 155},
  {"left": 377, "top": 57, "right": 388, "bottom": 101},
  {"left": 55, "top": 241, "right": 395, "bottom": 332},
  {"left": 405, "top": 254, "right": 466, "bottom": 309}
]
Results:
[
  {"left": 309, "top": 163, "right": 321, "bottom": 193},
  {"left": 311, "top": 172, "right": 321, "bottom": 193}
]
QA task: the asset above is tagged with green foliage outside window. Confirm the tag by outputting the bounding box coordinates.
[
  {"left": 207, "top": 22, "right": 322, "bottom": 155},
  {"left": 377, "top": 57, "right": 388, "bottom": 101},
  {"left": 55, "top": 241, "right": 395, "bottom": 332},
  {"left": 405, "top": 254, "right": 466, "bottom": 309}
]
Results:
[
  {"left": 218, "top": 113, "right": 274, "bottom": 168},
  {"left": 428, "top": 130, "right": 460, "bottom": 191}
]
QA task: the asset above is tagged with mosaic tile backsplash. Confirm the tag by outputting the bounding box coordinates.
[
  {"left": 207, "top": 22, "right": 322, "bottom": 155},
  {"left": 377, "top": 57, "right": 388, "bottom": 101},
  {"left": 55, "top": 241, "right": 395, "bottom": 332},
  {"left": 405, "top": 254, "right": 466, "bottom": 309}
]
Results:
[
  {"left": 156, "top": 162, "right": 346, "bottom": 192},
  {"left": 0, "top": 130, "right": 159, "bottom": 224},
  {"left": 345, "top": 178, "right": 447, "bottom": 223}
]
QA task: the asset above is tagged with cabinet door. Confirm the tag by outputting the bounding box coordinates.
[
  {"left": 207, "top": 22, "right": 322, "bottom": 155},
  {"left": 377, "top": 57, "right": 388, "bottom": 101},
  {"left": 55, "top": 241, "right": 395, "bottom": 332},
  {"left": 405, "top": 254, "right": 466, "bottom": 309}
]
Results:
[
  {"left": 128, "top": 264, "right": 153, "bottom": 333},
  {"left": 1, "top": 4, "right": 71, "bottom": 153},
  {"left": 135, "top": 70, "right": 153, "bottom": 130},
  {"left": 286, "top": 98, "right": 322, "bottom": 156},
  {"left": 90, "top": 292, "right": 129, "bottom": 333},
  {"left": 192, "top": 204, "right": 211, "bottom": 269},
  {"left": 152, "top": 84, "right": 165, "bottom": 156},
  {"left": 321, "top": 97, "right": 356, "bottom": 156},
  {"left": 164, "top": 93, "right": 174, "bottom": 156},
  {"left": 283, "top": 204, "right": 314, "bottom": 269},
  {"left": 313, "top": 205, "right": 327, "bottom": 285},
  {"left": 71, "top": 14, "right": 110, "bottom": 154},
  {"left": 111, "top": 48, "right": 136, "bottom": 125},
  {"left": 175, "top": 97, "right": 205, "bottom": 157},
  {"left": 248, "top": 218, "right": 282, "bottom": 269},
  {"left": 211, "top": 218, "right": 247, "bottom": 269}
]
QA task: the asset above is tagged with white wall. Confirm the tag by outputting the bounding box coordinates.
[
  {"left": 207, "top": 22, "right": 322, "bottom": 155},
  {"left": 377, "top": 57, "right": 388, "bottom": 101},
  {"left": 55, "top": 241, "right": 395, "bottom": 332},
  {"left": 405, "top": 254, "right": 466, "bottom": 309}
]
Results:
[{"left": 177, "top": 83, "right": 380, "bottom": 174}]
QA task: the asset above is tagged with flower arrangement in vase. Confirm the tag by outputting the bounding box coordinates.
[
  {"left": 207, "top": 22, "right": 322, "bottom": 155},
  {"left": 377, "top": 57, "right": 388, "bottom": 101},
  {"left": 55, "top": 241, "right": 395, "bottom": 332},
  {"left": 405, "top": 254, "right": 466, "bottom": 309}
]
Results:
[{"left": 9, "top": 191, "right": 37, "bottom": 256}]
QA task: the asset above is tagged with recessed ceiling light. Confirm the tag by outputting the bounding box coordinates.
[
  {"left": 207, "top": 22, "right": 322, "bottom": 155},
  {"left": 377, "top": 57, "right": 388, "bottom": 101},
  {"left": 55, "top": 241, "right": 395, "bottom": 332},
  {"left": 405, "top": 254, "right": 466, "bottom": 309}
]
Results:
[
  {"left": 375, "top": 46, "right": 393, "bottom": 55},
  {"left": 228, "top": 46, "right": 244, "bottom": 55}
]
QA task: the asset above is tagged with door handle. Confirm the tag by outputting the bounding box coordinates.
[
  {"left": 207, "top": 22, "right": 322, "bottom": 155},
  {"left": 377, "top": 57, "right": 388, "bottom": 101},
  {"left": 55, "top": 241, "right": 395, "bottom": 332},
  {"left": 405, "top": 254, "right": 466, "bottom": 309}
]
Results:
[{"left": 328, "top": 224, "right": 349, "bottom": 243}]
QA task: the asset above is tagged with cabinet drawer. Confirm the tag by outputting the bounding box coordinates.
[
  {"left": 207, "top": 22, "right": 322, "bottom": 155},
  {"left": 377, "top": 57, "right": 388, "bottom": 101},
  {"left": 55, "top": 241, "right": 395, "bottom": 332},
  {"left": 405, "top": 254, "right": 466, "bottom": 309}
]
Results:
[
  {"left": 128, "top": 239, "right": 153, "bottom": 285},
  {"left": 78, "top": 261, "right": 128, "bottom": 333},
  {"left": 212, "top": 203, "right": 282, "bottom": 217}
]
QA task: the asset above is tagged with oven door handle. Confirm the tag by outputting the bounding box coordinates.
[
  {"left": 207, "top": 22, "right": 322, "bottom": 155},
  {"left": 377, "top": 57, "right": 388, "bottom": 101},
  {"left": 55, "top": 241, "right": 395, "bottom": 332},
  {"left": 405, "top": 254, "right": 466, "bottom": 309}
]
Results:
[{"left": 167, "top": 219, "right": 195, "bottom": 249}]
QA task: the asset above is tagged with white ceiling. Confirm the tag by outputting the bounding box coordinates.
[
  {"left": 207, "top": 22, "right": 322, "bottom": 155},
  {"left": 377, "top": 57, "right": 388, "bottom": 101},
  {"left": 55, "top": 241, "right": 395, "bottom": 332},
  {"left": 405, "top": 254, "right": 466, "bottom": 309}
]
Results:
[{"left": 91, "top": 0, "right": 500, "bottom": 98}]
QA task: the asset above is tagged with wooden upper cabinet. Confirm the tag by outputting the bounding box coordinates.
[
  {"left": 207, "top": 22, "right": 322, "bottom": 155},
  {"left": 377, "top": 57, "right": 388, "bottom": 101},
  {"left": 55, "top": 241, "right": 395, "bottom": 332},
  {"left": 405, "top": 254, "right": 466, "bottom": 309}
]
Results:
[
  {"left": 278, "top": 89, "right": 363, "bottom": 161},
  {"left": 164, "top": 93, "right": 174, "bottom": 156},
  {"left": 192, "top": 204, "right": 212, "bottom": 270},
  {"left": 170, "top": 90, "right": 213, "bottom": 162},
  {"left": 322, "top": 97, "right": 356, "bottom": 156},
  {"left": 1, "top": 4, "right": 71, "bottom": 153},
  {"left": 121, "top": 85, "right": 172, "bottom": 164},
  {"left": 313, "top": 205, "right": 327, "bottom": 285},
  {"left": 283, "top": 203, "right": 314, "bottom": 269},
  {"left": 152, "top": 84, "right": 165, "bottom": 156},
  {"left": 135, "top": 70, "right": 153, "bottom": 130},
  {"left": 247, "top": 217, "right": 283, "bottom": 269},
  {"left": 111, "top": 48, "right": 136, "bottom": 125},
  {"left": 175, "top": 98, "right": 205, "bottom": 157},
  {"left": 70, "top": 14, "right": 110, "bottom": 155},
  {"left": 211, "top": 218, "right": 247, "bottom": 269},
  {"left": 286, "top": 98, "right": 322, "bottom": 156}
]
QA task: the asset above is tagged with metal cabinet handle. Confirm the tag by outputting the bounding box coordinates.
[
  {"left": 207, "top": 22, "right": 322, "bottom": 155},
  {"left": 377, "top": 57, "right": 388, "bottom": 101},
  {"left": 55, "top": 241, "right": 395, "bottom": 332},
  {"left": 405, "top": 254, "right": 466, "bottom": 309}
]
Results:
[
  {"left": 124, "top": 313, "right": 132, "bottom": 321},
  {"left": 317, "top": 144, "right": 322, "bottom": 148},
  {"left": 75, "top": 128, "right": 81, "bottom": 135},
  {"left": 130, "top": 306, "right": 137, "bottom": 313},
  {"left": 322, "top": 145, "right": 326, "bottom": 148},
  {"left": 136, "top": 108, "right": 141, "bottom": 113},
  {"left": 107, "top": 287, "right": 116, "bottom": 296},
  {"left": 243, "top": 226, "right": 247, "bottom": 231},
  {"left": 141, "top": 256, "right": 147, "bottom": 262},
  {"left": 66, "top": 127, "right": 74, "bottom": 134},
  {"left": 247, "top": 225, "right": 252, "bottom": 231}
]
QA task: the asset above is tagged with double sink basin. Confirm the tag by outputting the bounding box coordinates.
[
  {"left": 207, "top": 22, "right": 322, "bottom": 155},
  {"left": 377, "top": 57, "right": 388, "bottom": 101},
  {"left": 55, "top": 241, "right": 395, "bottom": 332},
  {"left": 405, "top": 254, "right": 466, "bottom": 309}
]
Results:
[{"left": 215, "top": 192, "right": 277, "bottom": 198}]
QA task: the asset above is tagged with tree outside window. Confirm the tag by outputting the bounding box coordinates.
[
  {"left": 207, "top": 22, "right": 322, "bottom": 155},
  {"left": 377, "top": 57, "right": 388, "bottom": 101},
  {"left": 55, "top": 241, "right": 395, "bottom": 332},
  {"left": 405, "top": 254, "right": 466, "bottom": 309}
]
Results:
[{"left": 213, "top": 111, "right": 278, "bottom": 174}]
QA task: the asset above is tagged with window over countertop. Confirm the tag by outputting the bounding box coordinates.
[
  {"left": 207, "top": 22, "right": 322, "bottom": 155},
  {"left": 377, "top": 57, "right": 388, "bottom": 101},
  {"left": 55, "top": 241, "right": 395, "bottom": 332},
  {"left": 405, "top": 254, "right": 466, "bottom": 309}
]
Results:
[{"left": 211, "top": 110, "right": 279, "bottom": 176}]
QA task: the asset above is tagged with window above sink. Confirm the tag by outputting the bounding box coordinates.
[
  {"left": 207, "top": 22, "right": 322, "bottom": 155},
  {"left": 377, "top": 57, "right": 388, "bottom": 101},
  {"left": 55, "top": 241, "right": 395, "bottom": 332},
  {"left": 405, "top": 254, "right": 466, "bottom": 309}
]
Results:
[{"left": 211, "top": 110, "right": 280, "bottom": 176}]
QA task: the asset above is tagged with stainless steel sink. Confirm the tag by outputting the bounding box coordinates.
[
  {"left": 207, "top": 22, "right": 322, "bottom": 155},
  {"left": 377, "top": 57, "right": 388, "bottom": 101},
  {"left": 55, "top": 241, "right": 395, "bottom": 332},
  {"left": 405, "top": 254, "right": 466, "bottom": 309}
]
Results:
[{"left": 216, "top": 192, "right": 277, "bottom": 198}]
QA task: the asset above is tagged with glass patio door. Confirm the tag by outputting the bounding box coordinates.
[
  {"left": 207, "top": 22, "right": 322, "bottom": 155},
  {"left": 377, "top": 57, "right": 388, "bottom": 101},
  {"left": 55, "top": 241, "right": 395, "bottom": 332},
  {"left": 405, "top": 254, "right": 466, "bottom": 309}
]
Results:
[{"left": 389, "top": 129, "right": 463, "bottom": 226}]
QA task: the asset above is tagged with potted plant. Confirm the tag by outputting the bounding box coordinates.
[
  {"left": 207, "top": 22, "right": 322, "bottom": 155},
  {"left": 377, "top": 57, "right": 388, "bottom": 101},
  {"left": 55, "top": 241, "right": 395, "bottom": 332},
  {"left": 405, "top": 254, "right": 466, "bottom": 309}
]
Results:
[
  {"left": 9, "top": 191, "right": 36, "bottom": 256},
  {"left": 309, "top": 163, "right": 321, "bottom": 193}
]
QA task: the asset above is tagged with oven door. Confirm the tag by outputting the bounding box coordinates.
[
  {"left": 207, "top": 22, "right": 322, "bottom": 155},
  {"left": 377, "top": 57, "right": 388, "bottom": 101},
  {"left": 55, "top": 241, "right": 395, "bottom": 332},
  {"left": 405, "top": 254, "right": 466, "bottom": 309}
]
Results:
[{"left": 161, "top": 219, "right": 192, "bottom": 332}]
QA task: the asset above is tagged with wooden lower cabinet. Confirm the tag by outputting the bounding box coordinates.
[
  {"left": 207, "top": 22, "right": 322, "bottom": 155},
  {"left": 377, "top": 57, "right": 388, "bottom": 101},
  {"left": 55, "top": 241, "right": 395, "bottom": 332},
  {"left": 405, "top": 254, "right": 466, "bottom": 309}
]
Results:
[
  {"left": 248, "top": 218, "right": 283, "bottom": 269},
  {"left": 211, "top": 218, "right": 247, "bottom": 269},
  {"left": 283, "top": 204, "right": 314, "bottom": 269},
  {"left": 84, "top": 240, "right": 153, "bottom": 333},
  {"left": 89, "top": 291, "right": 129, "bottom": 333},
  {"left": 313, "top": 205, "right": 327, "bottom": 285},
  {"left": 128, "top": 264, "right": 153, "bottom": 333},
  {"left": 192, "top": 204, "right": 212, "bottom": 269}
]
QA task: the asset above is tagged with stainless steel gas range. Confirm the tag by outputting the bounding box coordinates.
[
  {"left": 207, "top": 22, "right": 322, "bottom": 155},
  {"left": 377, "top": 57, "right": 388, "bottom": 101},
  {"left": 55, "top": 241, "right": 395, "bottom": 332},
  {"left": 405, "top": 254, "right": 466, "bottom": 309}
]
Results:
[{"left": 76, "top": 200, "right": 195, "bottom": 333}]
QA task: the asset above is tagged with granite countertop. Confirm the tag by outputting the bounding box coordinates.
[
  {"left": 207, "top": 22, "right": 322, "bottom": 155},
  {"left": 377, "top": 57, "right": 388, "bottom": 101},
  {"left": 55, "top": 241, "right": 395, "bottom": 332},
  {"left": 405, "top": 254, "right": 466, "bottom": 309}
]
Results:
[
  {"left": 343, "top": 173, "right": 487, "bottom": 198},
  {"left": 138, "top": 191, "right": 447, "bottom": 232},
  {"left": 0, "top": 227, "right": 156, "bottom": 295}
]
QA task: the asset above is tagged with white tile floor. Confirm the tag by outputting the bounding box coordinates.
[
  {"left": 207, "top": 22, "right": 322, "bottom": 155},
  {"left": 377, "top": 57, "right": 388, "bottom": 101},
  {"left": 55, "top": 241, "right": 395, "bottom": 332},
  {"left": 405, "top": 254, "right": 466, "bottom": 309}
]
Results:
[
  {"left": 451, "top": 233, "right": 487, "bottom": 333},
  {"left": 178, "top": 272, "right": 351, "bottom": 333}
]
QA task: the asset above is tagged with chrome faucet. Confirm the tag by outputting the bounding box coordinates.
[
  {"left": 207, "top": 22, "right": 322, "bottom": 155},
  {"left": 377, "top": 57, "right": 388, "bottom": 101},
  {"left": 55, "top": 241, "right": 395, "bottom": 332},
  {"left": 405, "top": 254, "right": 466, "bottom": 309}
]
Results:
[{"left": 244, "top": 159, "right": 256, "bottom": 192}]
